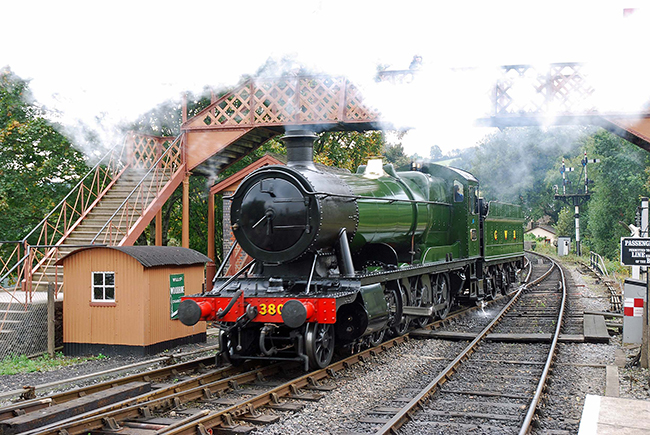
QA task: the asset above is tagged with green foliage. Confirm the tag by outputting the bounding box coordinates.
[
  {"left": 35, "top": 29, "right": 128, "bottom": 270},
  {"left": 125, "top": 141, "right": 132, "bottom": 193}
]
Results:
[
  {"left": 429, "top": 145, "right": 443, "bottom": 161},
  {"left": 314, "top": 131, "right": 384, "bottom": 172},
  {"left": 584, "top": 131, "right": 650, "bottom": 259},
  {"left": 524, "top": 232, "right": 546, "bottom": 243},
  {"left": 383, "top": 143, "right": 411, "bottom": 171},
  {"left": 0, "top": 67, "right": 89, "bottom": 242},
  {"left": 0, "top": 352, "right": 106, "bottom": 375},
  {"left": 554, "top": 207, "right": 575, "bottom": 238}
]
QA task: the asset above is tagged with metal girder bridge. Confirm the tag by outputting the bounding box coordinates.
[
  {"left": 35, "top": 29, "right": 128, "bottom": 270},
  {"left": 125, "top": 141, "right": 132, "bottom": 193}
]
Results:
[{"left": 473, "top": 62, "right": 650, "bottom": 152}]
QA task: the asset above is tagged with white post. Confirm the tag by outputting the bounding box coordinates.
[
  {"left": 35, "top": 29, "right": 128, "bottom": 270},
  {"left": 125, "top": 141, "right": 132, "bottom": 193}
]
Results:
[
  {"left": 642, "top": 197, "right": 649, "bottom": 279},
  {"left": 575, "top": 205, "right": 581, "bottom": 256}
]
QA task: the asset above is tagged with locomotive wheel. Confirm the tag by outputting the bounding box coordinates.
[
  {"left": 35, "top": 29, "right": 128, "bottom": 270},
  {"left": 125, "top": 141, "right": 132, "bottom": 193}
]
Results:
[
  {"left": 389, "top": 286, "right": 410, "bottom": 336},
  {"left": 485, "top": 271, "right": 497, "bottom": 300},
  {"left": 433, "top": 274, "right": 451, "bottom": 320},
  {"left": 500, "top": 266, "right": 511, "bottom": 295},
  {"left": 305, "top": 323, "right": 335, "bottom": 369},
  {"left": 368, "top": 329, "right": 386, "bottom": 347},
  {"left": 414, "top": 275, "right": 433, "bottom": 328}
]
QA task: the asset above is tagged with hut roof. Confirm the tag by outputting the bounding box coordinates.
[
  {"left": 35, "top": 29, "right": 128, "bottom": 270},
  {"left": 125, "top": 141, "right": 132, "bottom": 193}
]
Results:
[{"left": 57, "top": 246, "right": 211, "bottom": 268}]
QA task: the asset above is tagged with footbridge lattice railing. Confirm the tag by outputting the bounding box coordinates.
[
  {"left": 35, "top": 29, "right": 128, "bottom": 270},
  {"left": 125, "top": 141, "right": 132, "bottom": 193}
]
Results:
[
  {"left": 185, "top": 75, "right": 381, "bottom": 131},
  {"left": 91, "top": 134, "right": 184, "bottom": 246}
]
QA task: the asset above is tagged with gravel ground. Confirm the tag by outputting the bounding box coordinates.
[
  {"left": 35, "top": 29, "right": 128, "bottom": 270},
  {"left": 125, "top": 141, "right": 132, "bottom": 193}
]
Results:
[{"left": 262, "top": 338, "right": 468, "bottom": 434}]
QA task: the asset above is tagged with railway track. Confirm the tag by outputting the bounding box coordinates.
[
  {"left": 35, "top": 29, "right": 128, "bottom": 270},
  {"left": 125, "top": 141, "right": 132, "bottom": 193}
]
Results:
[
  {"left": 355, "top": 252, "right": 564, "bottom": 434},
  {"left": 0, "top": 258, "right": 536, "bottom": 434}
]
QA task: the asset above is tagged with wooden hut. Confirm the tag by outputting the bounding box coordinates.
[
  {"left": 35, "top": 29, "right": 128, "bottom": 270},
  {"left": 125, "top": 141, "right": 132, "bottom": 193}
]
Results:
[{"left": 57, "top": 246, "right": 209, "bottom": 356}]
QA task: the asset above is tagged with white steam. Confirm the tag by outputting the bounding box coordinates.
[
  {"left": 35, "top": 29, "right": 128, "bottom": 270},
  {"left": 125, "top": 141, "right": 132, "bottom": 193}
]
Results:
[{"left": 4, "top": 0, "right": 649, "bottom": 159}]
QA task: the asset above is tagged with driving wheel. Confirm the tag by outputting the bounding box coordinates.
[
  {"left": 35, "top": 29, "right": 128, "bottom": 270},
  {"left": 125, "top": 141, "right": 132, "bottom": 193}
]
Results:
[{"left": 305, "top": 323, "right": 335, "bottom": 369}]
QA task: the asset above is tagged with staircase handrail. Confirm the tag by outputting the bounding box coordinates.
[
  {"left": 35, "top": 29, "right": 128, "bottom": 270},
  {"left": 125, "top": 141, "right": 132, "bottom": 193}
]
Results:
[
  {"left": 91, "top": 135, "right": 183, "bottom": 244},
  {"left": 0, "top": 252, "right": 29, "bottom": 288},
  {"left": 20, "top": 141, "right": 127, "bottom": 244}
]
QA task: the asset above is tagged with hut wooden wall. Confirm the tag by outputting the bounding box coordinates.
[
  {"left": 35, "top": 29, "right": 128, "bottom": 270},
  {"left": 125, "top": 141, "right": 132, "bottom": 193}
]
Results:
[{"left": 62, "top": 248, "right": 205, "bottom": 348}]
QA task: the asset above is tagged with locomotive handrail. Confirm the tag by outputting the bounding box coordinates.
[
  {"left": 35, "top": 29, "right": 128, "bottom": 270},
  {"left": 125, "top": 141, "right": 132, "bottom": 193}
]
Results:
[
  {"left": 215, "top": 241, "right": 239, "bottom": 279},
  {"left": 226, "top": 190, "right": 452, "bottom": 207},
  {"left": 314, "top": 192, "right": 452, "bottom": 206},
  {"left": 211, "top": 260, "right": 256, "bottom": 294},
  {"left": 90, "top": 135, "right": 182, "bottom": 244}
]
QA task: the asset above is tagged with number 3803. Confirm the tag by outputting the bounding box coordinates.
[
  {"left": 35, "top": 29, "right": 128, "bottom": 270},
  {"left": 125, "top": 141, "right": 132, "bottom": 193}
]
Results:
[{"left": 258, "top": 303, "right": 283, "bottom": 316}]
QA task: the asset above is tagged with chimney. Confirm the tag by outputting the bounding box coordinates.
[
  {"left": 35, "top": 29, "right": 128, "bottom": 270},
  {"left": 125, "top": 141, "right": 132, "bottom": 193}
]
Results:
[{"left": 281, "top": 130, "right": 317, "bottom": 169}]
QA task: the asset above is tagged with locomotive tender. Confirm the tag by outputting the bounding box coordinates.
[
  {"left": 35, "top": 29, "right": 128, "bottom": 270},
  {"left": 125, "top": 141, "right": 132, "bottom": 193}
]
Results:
[{"left": 179, "top": 130, "right": 524, "bottom": 370}]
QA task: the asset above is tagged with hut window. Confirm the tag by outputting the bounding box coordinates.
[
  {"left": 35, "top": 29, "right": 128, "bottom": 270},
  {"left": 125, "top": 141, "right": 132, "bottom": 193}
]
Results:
[{"left": 92, "top": 272, "right": 115, "bottom": 301}]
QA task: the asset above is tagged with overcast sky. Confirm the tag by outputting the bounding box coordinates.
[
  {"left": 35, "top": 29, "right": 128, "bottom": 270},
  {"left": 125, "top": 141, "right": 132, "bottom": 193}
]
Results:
[{"left": 2, "top": 0, "right": 647, "bottom": 155}]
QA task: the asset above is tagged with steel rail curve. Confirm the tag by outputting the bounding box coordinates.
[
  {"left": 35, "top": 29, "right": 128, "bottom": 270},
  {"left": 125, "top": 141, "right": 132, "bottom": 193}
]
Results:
[
  {"left": 518, "top": 253, "right": 566, "bottom": 434},
  {"left": 372, "top": 252, "right": 556, "bottom": 435},
  {"left": 161, "top": 258, "right": 537, "bottom": 435}
]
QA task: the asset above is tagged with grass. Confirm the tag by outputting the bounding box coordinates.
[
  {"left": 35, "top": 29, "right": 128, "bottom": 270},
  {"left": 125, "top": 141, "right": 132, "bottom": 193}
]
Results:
[{"left": 0, "top": 352, "right": 107, "bottom": 375}]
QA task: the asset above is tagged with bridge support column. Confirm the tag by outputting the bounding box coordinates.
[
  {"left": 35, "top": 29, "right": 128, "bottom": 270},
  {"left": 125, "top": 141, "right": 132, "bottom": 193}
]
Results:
[
  {"left": 207, "top": 193, "right": 215, "bottom": 261},
  {"left": 155, "top": 210, "right": 162, "bottom": 246},
  {"left": 182, "top": 174, "right": 190, "bottom": 248},
  {"left": 206, "top": 192, "right": 216, "bottom": 286}
]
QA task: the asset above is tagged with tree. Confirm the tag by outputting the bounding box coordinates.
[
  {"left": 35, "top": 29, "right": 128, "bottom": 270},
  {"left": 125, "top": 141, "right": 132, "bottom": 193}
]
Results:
[
  {"left": 429, "top": 145, "right": 442, "bottom": 161},
  {"left": 383, "top": 143, "right": 412, "bottom": 171},
  {"left": 584, "top": 131, "right": 650, "bottom": 259},
  {"left": 0, "top": 67, "right": 89, "bottom": 242},
  {"left": 554, "top": 207, "right": 575, "bottom": 239},
  {"left": 313, "top": 131, "right": 384, "bottom": 172}
]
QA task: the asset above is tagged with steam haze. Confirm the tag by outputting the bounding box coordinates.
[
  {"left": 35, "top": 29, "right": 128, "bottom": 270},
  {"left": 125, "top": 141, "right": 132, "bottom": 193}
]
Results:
[{"left": 3, "top": 0, "right": 647, "bottom": 156}]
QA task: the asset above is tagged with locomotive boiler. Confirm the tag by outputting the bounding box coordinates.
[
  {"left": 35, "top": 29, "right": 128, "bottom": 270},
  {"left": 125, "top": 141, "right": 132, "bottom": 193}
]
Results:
[{"left": 179, "top": 130, "right": 524, "bottom": 370}]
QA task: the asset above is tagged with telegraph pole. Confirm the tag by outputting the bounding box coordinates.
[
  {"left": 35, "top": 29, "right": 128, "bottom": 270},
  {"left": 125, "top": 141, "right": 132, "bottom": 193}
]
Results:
[{"left": 554, "top": 152, "right": 599, "bottom": 256}]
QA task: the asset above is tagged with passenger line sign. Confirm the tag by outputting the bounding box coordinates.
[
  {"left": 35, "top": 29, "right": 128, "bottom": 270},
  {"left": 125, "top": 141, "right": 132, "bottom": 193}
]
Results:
[{"left": 621, "top": 238, "right": 650, "bottom": 266}]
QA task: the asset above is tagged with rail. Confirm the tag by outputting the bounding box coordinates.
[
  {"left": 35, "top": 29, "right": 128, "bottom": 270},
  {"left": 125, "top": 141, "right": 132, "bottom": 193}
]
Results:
[
  {"left": 8, "top": 265, "right": 535, "bottom": 434},
  {"left": 519, "top": 256, "right": 566, "bottom": 434},
  {"left": 90, "top": 135, "right": 183, "bottom": 245},
  {"left": 586, "top": 251, "right": 622, "bottom": 313},
  {"left": 373, "top": 253, "right": 560, "bottom": 434}
]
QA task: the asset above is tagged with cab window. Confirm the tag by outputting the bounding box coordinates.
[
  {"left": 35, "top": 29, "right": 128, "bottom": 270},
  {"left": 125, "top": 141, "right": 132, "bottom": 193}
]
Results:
[
  {"left": 453, "top": 181, "right": 464, "bottom": 202},
  {"left": 469, "top": 187, "right": 477, "bottom": 214}
]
